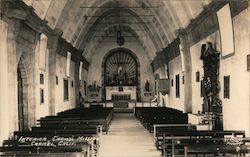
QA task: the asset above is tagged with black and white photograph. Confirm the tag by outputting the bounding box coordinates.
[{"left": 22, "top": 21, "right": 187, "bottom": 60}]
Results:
[{"left": 0, "top": 0, "right": 249, "bottom": 157}]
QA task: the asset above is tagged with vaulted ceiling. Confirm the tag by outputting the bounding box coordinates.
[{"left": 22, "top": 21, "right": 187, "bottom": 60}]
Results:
[{"left": 23, "top": 0, "right": 211, "bottom": 60}]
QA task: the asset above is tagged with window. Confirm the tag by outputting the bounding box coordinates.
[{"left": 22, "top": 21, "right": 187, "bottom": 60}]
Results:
[
  {"left": 64, "top": 79, "right": 69, "bottom": 101},
  {"left": 66, "top": 52, "right": 71, "bottom": 77},
  {"left": 196, "top": 71, "right": 200, "bottom": 82},
  {"left": 40, "top": 73, "right": 44, "bottom": 84},
  {"left": 71, "top": 81, "right": 74, "bottom": 87},
  {"left": 224, "top": 76, "right": 230, "bottom": 98},
  {"left": 171, "top": 79, "right": 174, "bottom": 87},
  {"left": 79, "top": 61, "right": 83, "bottom": 80},
  {"left": 217, "top": 4, "right": 234, "bottom": 57},
  {"left": 176, "top": 74, "right": 180, "bottom": 98},
  {"left": 39, "top": 34, "right": 47, "bottom": 70}
]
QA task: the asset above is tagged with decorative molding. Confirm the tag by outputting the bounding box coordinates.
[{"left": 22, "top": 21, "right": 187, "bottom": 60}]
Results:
[
  {"left": 6, "top": 9, "right": 27, "bottom": 20},
  {"left": 151, "top": 38, "right": 180, "bottom": 72},
  {"left": 184, "top": 1, "right": 249, "bottom": 47}
]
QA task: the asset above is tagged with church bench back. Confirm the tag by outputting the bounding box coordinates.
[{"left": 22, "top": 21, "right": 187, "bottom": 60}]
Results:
[{"left": 162, "top": 137, "right": 250, "bottom": 157}]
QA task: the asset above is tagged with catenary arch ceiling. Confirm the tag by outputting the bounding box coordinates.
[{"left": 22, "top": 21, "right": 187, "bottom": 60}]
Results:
[{"left": 23, "top": 0, "right": 212, "bottom": 60}]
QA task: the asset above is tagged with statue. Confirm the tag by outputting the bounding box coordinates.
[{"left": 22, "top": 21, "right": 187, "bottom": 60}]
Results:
[
  {"left": 117, "top": 66, "right": 129, "bottom": 85},
  {"left": 118, "top": 66, "right": 123, "bottom": 76},
  {"left": 145, "top": 80, "right": 150, "bottom": 91},
  {"left": 88, "top": 81, "right": 100, "bottom": 92}
]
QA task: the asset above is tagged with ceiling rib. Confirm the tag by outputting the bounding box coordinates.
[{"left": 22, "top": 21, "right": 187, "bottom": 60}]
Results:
[
  {"left": 91, "top": 29, "right": 146, "bottom": 32},
  {"left": 42, "top": 0, "right": 52, "bottom": 20},
  {"left": 80, "top": 6, "right": 159, "bottom": 9},
  {"left": 84, "top": 15, "right": 154, "bottom": 17},
  {"left": 94, "top": 35, "right": 146, "bottom": 37},
  {"left": 87, "top": 22, "right": 152, "bottom": 24},
  {"left": 98, "top": 40, "right": 141, "bottom": 43}
]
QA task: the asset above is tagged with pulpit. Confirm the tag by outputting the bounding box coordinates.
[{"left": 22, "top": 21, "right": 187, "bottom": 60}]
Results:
[{"left": 200, "top": 42, "right": 223, "bottom": 131}]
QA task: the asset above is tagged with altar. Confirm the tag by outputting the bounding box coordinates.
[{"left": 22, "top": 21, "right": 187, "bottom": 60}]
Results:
[{"left": 105, "top": 86, "right": 136, "bottom": 101}]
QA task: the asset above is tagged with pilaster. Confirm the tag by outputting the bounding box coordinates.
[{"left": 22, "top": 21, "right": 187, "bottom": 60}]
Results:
[
  {"left": 177, "top": 29, "right": 192, "bottom": 113},
  {"left": 0, "top": 20, "right": 10, "bottom": 146},
  {"left": 47, "top": 30, "right": 62, "bottom": 115}
]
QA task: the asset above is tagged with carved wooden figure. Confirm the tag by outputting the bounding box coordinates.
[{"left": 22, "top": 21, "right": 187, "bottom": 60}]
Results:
[{"left": 200, "top": 42, "right": 223, "bottom": 131}]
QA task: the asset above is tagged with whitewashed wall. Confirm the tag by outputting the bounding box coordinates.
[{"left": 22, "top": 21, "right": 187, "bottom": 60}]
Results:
[
  {"left": 168, "top": 56, "right": 185, "bottom": 112},
  {"left": 220, "top": 7, "right": 250, "bottom": 135},
  {"left": 55, "top": 54, "right": 76, "bottom": 113}
]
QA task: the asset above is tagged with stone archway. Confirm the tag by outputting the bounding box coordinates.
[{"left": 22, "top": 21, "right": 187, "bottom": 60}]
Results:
[{"left": 101, "top": 48, "right": 141, "bottom": 102}]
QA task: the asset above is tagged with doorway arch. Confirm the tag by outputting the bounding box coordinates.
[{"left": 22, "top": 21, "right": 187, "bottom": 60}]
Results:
[
  {"left": 102, "top": 48, "right": 141, "bottom": 102},
  {"left": 17, "top": 56, "right": 28, "bottom": 131}
]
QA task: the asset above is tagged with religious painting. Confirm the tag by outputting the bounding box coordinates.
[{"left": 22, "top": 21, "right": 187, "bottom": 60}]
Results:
[
  {"left": 63, "top": 79, "right": 69, "bottom": 101},
  {"left": 40, "top": 88, "right": 44, "bottom": 104}
]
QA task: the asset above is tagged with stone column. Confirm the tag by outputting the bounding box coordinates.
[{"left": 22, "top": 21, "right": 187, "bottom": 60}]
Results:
[
  {"left": 0, "top": 20, "right": 10, "bottom": 145},
  {"left": 47, "top": 31, "right": 61, "bottom": 115},
  {"left": 178, "top": 29, "right": 193, "bottom": 113}
]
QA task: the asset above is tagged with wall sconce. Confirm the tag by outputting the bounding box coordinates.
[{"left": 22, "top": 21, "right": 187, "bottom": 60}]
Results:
[{"left": 196, "top": 71, "right": 200, "bottom": 82}]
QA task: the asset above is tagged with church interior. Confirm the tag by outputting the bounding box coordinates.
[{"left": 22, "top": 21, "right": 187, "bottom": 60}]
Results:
[{"left": 0, "top": 0, "right": 250, "bottom": 156}]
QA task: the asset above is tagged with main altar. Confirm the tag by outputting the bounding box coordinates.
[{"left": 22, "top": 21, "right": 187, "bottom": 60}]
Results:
[
  {"left": 106, "top": 86, "right": 136, "bottom": 101},
  {"left": 103, "top": 49, "right": 139, "bottom": 102},
  {"left": 105, "top": 64, "right": 137, "bottom": 101}
]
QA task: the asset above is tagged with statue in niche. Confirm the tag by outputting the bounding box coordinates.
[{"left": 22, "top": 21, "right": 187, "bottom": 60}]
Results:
[
  {"left": 88, "top": 81, "right": 100, "bottom": 92},
  {"left": 117, "top": 66, "right": 127, "bottom": 85},
  {"left": 117, "top": 66, "right": 123, "bottom": 81},
  {"left": 145, "top": 80, "right": 150, "bottom": 91}
]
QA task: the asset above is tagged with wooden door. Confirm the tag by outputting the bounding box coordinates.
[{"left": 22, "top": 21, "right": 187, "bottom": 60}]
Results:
[{"left": 17, "top": 67, "right": 24, "bottom": 131}]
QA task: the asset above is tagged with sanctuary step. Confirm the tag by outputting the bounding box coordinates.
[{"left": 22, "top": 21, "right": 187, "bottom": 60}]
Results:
[
  {"left": 113, "top": 108, "right": 134, "bottom": 113},
  {"left": 113, "top": 101, "right": 132, "bottom": 113}
]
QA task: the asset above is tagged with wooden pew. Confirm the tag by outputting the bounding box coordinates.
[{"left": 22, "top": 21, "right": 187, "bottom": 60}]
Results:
[
  {"left": 2, "top": 131, "right": 98, "bottom": 157},
  {"left": 165, "top": 137, "right": 250, "bottom": 157},
  {"left": 0, "top": 141, "right": 91, "bottom": 157},
  {"left": 134, "top": 107, "right": 188, "bottom": 132},
  {"left": 39, "top": 108, "right": 113, "bottom": 134},
  {"left": 161, "top": 130, "right": 248, "bottom": 157},
  {"left": 0, "top": 107, "right": 114, "bottom": 157},
  {"left": 153, "top": 124, "right": 196, "bottom": 150}
]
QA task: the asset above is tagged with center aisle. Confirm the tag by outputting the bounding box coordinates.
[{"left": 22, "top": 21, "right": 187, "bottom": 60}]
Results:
[{"left": 97, "top": 113, "right": 162, "bottom": 157}]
